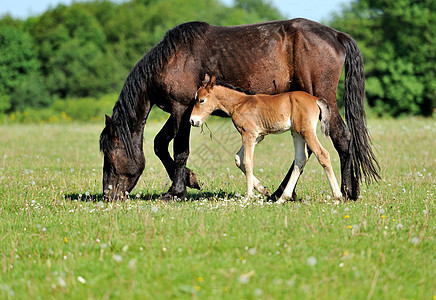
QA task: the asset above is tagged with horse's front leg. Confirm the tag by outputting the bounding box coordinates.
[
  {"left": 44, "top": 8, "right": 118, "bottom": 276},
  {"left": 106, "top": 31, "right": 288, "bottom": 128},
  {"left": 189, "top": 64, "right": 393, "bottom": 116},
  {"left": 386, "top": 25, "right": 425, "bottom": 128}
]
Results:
[
  {"left": 161, "top": 104, "right": 193, "bottom": 200},
  {"left": 154, "top": 116, "right": 200, "bottom": 191}
]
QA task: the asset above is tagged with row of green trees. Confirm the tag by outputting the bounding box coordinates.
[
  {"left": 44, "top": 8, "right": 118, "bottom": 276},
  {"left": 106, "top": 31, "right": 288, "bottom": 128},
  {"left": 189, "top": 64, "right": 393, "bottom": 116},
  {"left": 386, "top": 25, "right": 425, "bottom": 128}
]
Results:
[
  {"left": 330, "top": 0, "right": 435, "bottom": 116},
  {"left": 0, "top": 0, "right": 434, "bottom": 119},
  {"left": 0, "top": 0, "right": 282, "bottom": 118}
]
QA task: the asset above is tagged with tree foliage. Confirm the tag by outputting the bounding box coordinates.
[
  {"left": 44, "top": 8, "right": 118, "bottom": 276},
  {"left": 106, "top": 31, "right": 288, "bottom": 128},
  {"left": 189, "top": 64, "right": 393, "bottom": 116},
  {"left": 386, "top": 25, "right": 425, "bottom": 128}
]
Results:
[
  {"left": 330, "top": 0, "right": 435, "bottom": 116},
  {"left": 0, "top": 0, "right": 283, "bottom": 113},
  {"left": 0, "top": 0, "right": 434, "bottom": 117}
]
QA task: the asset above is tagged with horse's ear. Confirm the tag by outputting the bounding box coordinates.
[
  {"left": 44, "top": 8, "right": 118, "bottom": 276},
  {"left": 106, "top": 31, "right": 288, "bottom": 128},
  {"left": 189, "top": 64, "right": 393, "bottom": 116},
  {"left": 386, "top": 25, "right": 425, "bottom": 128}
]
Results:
[
  {"left": 202, "top": 74, "right": 211, "bottom": 86},
  {"left": 105, "top": 114, "right": 117, "bottom": 138}
]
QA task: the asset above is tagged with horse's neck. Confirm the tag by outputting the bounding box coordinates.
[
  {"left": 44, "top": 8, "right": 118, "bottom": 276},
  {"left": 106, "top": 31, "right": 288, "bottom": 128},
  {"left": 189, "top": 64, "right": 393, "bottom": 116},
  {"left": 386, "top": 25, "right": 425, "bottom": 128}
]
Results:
[
  {"left": 114, "top": 78, "right": 149, "bottom": 136},
  {"left": 215, "top": 87, "right": 247, "bottom": 116}
]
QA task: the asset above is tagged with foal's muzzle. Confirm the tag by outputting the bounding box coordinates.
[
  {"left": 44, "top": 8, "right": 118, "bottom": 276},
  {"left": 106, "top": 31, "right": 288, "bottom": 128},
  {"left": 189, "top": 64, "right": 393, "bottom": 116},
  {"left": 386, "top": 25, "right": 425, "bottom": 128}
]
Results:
[{"left": 190, "top": 117, "right": 202, "bottom": 127}]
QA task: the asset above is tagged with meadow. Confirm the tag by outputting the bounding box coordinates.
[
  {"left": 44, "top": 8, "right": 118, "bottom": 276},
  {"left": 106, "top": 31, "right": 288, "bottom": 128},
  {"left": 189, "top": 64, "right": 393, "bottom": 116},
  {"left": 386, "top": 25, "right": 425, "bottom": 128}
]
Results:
[{"left": 0, "top": 116, "right": 434, "bottom": 299}]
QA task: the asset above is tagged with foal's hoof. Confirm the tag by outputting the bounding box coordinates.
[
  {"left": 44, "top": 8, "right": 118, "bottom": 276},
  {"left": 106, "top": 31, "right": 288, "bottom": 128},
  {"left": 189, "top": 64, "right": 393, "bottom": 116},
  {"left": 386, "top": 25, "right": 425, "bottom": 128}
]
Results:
[
  {"left": 276, "top": 197, "right": 287, "bottom": 204},
  {"left": 268, "top": 191, "right": 298, "bottom": 202},
  {"left": 186, "top": 168, "right": 201, "bottom": 190},
  {"left": 263, "top": 188, "right": 271, "bottom": 198}
]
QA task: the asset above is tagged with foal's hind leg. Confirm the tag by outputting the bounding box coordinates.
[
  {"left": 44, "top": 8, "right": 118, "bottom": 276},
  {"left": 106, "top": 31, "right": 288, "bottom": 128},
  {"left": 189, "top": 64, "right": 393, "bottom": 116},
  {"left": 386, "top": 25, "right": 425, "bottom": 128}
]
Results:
[
  {"left": 235, "top": 144, "right": 270, "bottom": 196},
  {"left": 305, "top": 130, "right": 342, "bottom": 200},
  {"left": 277, "top": 133, "right": 308, "bottom": 204}
]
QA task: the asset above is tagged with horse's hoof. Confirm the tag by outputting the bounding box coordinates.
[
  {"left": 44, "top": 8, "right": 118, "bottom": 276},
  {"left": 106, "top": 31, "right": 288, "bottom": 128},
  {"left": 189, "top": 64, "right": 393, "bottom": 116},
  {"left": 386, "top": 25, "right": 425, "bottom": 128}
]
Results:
[
  {"left": 186, "top": 168, "right": 201, "bottom": 190},
  {"left": 160, "top": 188, "right": 186, "bottom": 202},
  {"left": 160, "top": 193, "right": 174, "bottom": 202}
]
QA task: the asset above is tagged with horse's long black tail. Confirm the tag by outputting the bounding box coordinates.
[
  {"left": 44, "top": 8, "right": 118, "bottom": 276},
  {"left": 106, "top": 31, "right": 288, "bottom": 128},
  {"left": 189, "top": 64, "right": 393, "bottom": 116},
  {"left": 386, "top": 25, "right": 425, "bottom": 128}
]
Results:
[{"left": 338, "top": 32, "right": 380, "bottom": 184}]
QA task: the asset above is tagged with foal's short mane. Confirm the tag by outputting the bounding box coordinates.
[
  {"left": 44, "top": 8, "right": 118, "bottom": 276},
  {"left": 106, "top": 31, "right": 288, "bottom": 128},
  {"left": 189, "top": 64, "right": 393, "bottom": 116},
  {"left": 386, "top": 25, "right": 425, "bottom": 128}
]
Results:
[{"left": 100, "top": 22, "right": 211, "bottom": 156}]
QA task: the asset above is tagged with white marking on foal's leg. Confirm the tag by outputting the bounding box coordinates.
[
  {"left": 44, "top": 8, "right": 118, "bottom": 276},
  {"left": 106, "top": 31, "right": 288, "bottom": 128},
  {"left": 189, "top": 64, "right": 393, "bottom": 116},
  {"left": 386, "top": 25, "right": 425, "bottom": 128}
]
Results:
[
  {"left": 277, "top": 133, "right": 308, "bottom": 203},
  {"left": 235, "top": 143, "right": 270, "bottom": 196}
]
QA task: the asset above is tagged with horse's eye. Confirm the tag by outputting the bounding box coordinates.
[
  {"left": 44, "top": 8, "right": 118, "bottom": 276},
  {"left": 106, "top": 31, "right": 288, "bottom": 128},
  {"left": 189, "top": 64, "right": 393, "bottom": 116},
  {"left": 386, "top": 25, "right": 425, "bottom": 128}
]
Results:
[{"left": 199, "top": 99, "right": 205, "bottom": 104}]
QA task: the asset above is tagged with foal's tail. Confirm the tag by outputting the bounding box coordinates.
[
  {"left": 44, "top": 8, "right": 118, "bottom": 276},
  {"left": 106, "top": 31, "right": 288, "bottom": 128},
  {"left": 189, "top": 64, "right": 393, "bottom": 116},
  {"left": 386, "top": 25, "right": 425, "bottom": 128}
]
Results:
[
  {"left": 337, "top": 32, "right": 380, "bottom": 184},
  {"left": 316, "top": 99, "right": 330, "bottom": 138}
]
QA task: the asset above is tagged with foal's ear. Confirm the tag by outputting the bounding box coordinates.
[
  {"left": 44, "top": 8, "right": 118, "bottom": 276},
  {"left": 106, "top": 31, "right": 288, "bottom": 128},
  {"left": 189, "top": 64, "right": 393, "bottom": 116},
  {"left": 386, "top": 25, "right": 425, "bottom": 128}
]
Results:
[
  {"left": 202, "top": 74, "right": 211, "bottom": 86},
  {"left": 210, "top": 75, "right": 216, "bottom": 88}
]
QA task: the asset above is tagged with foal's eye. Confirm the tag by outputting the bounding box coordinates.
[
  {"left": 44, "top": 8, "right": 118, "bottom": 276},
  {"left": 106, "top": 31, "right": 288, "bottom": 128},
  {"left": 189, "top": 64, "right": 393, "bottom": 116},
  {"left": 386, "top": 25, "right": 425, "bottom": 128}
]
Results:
[{"left": 199, "top": 99, "right": 205, "bottom": 104}]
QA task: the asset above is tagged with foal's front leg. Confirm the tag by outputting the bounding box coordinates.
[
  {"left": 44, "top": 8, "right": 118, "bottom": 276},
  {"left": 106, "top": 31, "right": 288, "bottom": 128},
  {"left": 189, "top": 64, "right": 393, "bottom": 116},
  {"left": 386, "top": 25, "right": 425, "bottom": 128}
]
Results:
[
  {"left": 241, "top": 134, "right": 257, "bottom": 197},
  {"left": 235, "top": 144, "right": 270, "bottom": 196}
]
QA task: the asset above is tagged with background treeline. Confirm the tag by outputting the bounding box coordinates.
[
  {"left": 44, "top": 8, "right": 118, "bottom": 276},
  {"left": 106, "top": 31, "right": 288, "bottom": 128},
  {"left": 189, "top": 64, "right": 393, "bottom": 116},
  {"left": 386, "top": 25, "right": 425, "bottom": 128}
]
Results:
[{"left": 0, "top": 0, "right": 434, "bottom": 123}]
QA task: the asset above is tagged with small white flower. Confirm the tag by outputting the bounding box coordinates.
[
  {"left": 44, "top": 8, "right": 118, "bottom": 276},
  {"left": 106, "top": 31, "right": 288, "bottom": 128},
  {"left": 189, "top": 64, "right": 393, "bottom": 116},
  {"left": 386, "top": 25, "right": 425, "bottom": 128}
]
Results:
[
  {"left": 151, "top": 206, "right": 158, "bottom": 213},
  {"left": 108, "top": 185, "right": 113, "bottom": 190},
  {"left": 77, "top": 276, "right": 86, "bottom": 284},
  {"left": 306, "top": 256, "right": 317, "bottom": 266},
  {"left": 128, "top": 259, "right": 137, "bottom": 270},
  {"left": 248, "top": 248, "right": 257, "bottom": 255},
  {"left": 410, "top": 237, "right": 419, "bottom": 245},
  {"left": 113, "top": 254, "right": 123, "bottom": 262},
  {"left": 254, "top": 288, "right": 263, "bottom": 296},
  {"left": 339, "top": 262, "right": 344, "bottom": 268},
  {"left": 58, "top": 277, "right": 67, "bottom": 287}
]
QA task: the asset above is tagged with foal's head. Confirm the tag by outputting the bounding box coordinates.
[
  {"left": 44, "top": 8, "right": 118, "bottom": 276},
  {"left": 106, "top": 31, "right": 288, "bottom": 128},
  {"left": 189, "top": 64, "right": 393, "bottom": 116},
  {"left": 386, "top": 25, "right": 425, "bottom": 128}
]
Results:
[{"left": 190, "top": 74, "right": 218, "bottom": 127}]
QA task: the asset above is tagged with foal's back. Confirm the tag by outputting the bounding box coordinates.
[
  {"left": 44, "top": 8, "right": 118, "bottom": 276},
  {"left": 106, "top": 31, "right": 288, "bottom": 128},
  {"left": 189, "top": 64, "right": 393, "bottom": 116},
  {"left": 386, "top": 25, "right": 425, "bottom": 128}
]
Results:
[{"left": 236, "top": 91, "right": 321, "bottom": 135}]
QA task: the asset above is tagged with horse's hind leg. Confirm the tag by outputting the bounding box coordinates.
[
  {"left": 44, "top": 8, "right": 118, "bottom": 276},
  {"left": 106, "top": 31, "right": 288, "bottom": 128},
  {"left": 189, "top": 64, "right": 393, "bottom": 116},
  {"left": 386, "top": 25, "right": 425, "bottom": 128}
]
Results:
[
  {"left": 277, "top": 133, "right": 308, "bottom": 204},
  {"left": 305, "top": 130, "right": 342, "bottom": 200},
  {"left": 328, "top": 111, "right": 359, "bottom": 200},
  {"left": 154, "top": 116, "right": 200, "bottom": 190}
]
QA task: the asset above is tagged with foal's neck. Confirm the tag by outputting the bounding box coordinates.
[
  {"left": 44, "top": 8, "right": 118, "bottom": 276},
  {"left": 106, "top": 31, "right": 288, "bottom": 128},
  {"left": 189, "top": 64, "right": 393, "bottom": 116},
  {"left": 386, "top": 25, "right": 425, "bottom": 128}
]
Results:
[{"left": 214, "top": 86, "right": 249, "bottom": 116}]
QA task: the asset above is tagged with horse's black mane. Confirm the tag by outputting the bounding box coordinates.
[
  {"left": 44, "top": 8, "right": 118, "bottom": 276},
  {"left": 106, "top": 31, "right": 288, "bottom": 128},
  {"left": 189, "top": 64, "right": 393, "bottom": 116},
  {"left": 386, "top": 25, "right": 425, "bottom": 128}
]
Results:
[
  {"left": 215, "top": 80, "right": 254, "bottom": 95},
  {"left": 100, "top": 21, "right": 210, "bottom": 156}
]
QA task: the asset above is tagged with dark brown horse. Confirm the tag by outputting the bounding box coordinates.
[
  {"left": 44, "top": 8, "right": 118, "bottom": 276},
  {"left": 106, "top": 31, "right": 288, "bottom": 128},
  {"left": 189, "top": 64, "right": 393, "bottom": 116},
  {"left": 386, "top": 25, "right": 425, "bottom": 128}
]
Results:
[{"left": 100, "top": 19, "right": 379, "bottom": 201}]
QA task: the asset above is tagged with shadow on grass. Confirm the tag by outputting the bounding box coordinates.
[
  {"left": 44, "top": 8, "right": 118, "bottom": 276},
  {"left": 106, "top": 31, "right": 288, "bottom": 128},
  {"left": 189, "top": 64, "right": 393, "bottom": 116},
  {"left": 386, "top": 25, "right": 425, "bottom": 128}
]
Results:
[{"left": 64, "top": 190, "right": 237, "bottom": 203}]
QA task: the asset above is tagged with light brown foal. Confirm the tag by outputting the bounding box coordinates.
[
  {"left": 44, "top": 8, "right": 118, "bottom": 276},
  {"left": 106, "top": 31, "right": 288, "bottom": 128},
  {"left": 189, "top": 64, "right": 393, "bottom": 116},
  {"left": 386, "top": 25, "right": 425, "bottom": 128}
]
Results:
[{"left": 190, "top": 74, "right": 342, "bottom": 203}]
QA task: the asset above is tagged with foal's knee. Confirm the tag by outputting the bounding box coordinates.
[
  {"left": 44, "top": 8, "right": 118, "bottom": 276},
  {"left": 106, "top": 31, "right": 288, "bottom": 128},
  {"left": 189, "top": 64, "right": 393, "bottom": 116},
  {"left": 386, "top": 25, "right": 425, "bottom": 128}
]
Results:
[
  {"left": 235, "top": 154, "right": 242, "bottom": 168},
  {"left": 318, "top": 149, "right": 331, "bottom": 169}
]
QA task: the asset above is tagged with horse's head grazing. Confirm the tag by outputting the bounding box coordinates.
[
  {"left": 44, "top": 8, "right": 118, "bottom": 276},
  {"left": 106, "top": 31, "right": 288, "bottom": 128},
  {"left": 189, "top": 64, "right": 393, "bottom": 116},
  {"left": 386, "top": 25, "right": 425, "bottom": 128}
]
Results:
[
  {"left": 190, "top": 74, "right": 218, "bottom": 127},
  {"left": 100, "top": 114, "right": 145, "bottom": 200}
]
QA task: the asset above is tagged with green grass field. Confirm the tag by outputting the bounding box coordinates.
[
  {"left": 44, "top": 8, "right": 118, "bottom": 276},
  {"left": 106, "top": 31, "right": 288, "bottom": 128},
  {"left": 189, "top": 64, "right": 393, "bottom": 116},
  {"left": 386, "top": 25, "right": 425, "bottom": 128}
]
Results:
[{"left": 0, "top": 117, "right": 434, "bottom": 299}]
